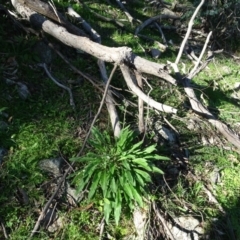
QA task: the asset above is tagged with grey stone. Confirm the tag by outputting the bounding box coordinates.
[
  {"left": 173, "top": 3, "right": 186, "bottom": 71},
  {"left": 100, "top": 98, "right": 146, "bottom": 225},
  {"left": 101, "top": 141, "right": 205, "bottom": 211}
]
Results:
[
  {"left": 167, "top": 216, "right": 204, "bottom": 240},
  {"left": 39, "top": 158, "right": 63, "bottom": 177},
  {"left": 17, "top": 82, "right": 30, "bottom": 99},
  {"left": 150, "top": 48, "right": 161, "bottom": 59},
  {"left": 66, "top": 182, "right": 83, "bottom": 205}
]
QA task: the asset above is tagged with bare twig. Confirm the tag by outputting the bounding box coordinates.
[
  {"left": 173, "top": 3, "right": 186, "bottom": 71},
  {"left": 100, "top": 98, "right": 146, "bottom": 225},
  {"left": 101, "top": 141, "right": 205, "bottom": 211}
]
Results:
[
  {"left": 80, "top": 2, "right": 125, "bottom": 29},
  {"left": 175, "top": 0, "right": 205, "bottom": 65},
  {"left": 38, "top": 63, "right": 76, "bottom": 110},
  {"left": 154, "top": 22, "right": 168, "bottom": 47},
  {"left": 48, "top": 0, "right": 61, "bottom": 23},
  {"left": 152, "top": 201, "right": 176, "bottom": 240},
  {"left": 98, "top": 60, "right": 121, "bottom": 137},
  {"left": 30, "top": 174, "right": 66, "bottom": 237},
  {"left": 99, "top": 217, "right": 105, "bottom": 240},
  {"left": 163, "top": 117, "right": 179, "bottom": 134},
  {"left": 0, "top": 218, "right": 8, "bottom": 239},
  {"left": 135, "top": 71, "right": 145, "bottom": 134},
  {"left": 67, "top": 6, "right": 101, "bottom": 42},
  {"left": 135, "top": 14, "right": 179, "bottom": 36},
  {"left": 77, "top": 63, "right": 118, "bottom": 156},
  {"left": 46, "top": 202, "right": 58, "bottom": 229},
  {"left": 68, "top": 4, "right": 121, "bottom": 137},
  {"left": 141, "top": 76, "right": 153, "bottom": 141},
  {"left": 115, "top": 0, "right": 135, "bottom": 24},
  {"left": 189, "top": 31, "right": 212, "bottom": 77},
  {"left": 188, "top": 171, "right": 237, "bottom": 240},
  {"left": 47, "top": 42, "right": 105, "bottom": 93}
]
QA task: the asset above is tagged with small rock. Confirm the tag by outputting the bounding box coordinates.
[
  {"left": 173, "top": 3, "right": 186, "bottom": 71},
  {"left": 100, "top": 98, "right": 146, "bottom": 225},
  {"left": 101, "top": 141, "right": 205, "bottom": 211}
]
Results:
[
  {"left": 209, "top": 167, "right": 222, "bottom": 185},
  {"left": 167, "top": 216, "right": 204, "bottom": 240},
  {"left": 17, "top": 82, "right": 30, "bottom": 99},
  {"left": 158, "top": 126, "right": 176, "bottom": 143},
  {"left": 39, "top": 158, "right": 63, "bottom": 177},
  {"left": 47, "top": 215, "right": 64, "bottom": 233},
  {"left": 66, "top": 182, "right": 83, "bottom": 205},
  {"left": 234, "top": 82, "right": 240, "bottom": 90},
  {"left": 150, "top": 48, "right": 161, "bottom": 59},
  {"left": 167, "top": 167, "right": 179, "bottom": 176},
  {"left": 133, "top": 207, "right": 147, "bottom": 240}
]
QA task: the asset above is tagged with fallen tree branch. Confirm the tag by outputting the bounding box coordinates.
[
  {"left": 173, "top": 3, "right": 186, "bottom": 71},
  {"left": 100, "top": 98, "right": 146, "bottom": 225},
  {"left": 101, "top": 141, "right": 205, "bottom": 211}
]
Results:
[
  {"left": 67, "top": 5, "right": 121, "bottom": 137},
  {"left": 12, "top": 0, "right": 176, "bottom": 85},
  {"left": 67, "top": 6, "right": 101, "bottom": 43},
  {"left": 120, "top": 64, "right": 177, "bottom": 114}
]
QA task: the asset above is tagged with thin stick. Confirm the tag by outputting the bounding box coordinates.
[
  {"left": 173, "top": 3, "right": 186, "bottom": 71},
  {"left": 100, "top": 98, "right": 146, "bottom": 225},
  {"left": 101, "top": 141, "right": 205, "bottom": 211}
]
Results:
[
  {"left": 46, "top": 202, "right": 58, "bottom": 229},
  {"left": 189, "top": 31, "right": 212, "bottom": 77},
  {"left": 77, "top": 63, "right": 118, "bottom": 156},
  {"left": 175, "top": 0, "right": 205, "bottom": 65},
  {"left": 0, "top": 218, "right": 8, "bottom": 239},
  {"left": 39, "top": 63, "right": 75, "bottom": 110},
  {"left": 47, "top": 43, "right": 105, "bottom": 93},
  {"left": 115, "top": 0, "right": 134, "bottom": 23},
  {"left": 48, "top": 0, "right": 61, "bottom": 23},
  {"left": 154, "top": 22, "right": 168, "bottom": 47},
  {"left": 135, "top": 71, "right": 144, "bottom": 134},
  {"left": 152, "top": 201, "right": 176, "bottom": 240},
  {"left": 99, "top": 217, "right": 105, "bottom": 240},
  {"left": 30, "top": 175, "right": 67, "bottom": 237}
]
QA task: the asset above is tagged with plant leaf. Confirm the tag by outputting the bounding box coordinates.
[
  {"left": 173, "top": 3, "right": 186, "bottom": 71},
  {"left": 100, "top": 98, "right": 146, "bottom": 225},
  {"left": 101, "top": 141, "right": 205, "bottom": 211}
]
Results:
[
  {"left": 130, "top": 186, "right": 143, "bottom": 207},
  {"left": 128, "top": 140, "right": 143, "bottom": 152},
  {"left": 99, "top": 170, "right": 109, "bottom": 197},
  {"left": 121, "top": 160, "right": 131, "bottom": 170},
  {"left": 114, "top": 191, "right": 122, "bottom": 225},
  {"left": 151, "top": 154, "right": 169, "bottom": 160},
  {"left": 121, "top": 181, "right": 133, "bottom": 199},
  {"left": 135, "top": 169, "right": 151, "bottom": 182},
  {"left": 124, "top": 170, "right": 135, "bottom": 186},
  {"left": 88, "top": 171, "right": 101, "bottom": 199},
  {"left": 110, "top": 177, "right": 117, "bottom": 195},
  {"left": 104, "top": 198, "right": 112, "bottom": 225},
  {"left": 132, "top": 158, "right": 152, "bottom": 171},
  {"left": 143, "top": 144, "right": 156, "bottom": 154},
  {"left": 135, "top": 171, "right": 146, "bottom": 187},
  {"left": 151, "top": 166, "right": 164, "bottom": 174}
]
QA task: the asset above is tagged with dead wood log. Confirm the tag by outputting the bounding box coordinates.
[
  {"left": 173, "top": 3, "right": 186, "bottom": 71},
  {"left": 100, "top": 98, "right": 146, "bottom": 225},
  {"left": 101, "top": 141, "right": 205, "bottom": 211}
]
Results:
[{"left": 11, "top": 0, "right": 177, "bottom": 114}]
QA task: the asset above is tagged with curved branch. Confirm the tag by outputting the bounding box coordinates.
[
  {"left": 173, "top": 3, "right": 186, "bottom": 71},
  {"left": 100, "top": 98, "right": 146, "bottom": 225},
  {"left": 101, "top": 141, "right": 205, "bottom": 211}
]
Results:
[
  {"left": 120, "top": 64, "right": 177, "bottom": 114},
  {"left": 135, "top": 14, "right": 179, "bottom": 36}
]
